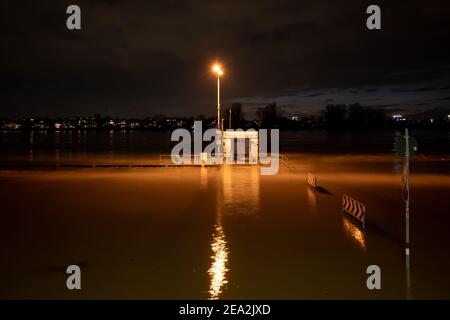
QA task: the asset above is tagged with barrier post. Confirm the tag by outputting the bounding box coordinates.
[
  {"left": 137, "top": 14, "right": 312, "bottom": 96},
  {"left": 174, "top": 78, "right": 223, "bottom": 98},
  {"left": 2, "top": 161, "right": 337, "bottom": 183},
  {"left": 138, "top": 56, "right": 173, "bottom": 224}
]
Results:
[
  {"left": 342, "top": 194, "right": 366, "bottom": 228},
  {"left": 307, "top": 172, "right": 316, "bottom": 188},
  {"left": 405, "top": 128, "right": 410, "bottom": 270}
]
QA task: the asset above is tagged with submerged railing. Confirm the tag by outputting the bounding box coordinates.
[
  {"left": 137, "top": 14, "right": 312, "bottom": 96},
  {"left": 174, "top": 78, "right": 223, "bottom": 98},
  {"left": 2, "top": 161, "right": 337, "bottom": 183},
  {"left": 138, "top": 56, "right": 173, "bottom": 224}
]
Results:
[{"left": 159, "top": 153, "right": 291, "bottom": 169}]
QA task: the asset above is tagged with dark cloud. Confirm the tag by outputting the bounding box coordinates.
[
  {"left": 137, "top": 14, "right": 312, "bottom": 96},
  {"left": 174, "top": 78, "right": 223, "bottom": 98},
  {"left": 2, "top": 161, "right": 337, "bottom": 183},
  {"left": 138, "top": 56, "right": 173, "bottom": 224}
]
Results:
[
  {"left": 435, "top": 96, "right": 450, "bottom": 101},
  {"left": 1, "top": 0, "right": 450, "bottom": 118},
  {"left": 392, "top": 86, "right": 438, "bottom": 93},
  {"left": 302, "top": 92, "right": 325, "bottom": 98},
  {"left": 371, "top": 103, "right": 400, "bottom": 108}
]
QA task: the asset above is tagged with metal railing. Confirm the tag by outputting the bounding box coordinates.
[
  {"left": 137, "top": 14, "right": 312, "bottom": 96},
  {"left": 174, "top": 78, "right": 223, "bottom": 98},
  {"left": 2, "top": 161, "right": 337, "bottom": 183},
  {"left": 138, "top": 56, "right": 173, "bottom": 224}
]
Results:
[{"left": 160, "top": 152, "right": 291, "bottom": 169}]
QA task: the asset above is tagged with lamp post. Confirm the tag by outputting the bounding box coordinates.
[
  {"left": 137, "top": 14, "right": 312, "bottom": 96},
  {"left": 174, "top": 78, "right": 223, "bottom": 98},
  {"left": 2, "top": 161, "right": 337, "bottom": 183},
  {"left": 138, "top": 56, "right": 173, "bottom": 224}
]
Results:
[{"left": 212, "top": 64, "right": 223, "bottom": 130}]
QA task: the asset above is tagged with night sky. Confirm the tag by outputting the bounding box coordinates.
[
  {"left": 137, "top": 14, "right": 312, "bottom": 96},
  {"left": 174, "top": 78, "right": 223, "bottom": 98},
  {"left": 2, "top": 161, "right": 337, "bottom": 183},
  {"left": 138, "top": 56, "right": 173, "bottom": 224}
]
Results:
[{"left": 2, "top": 0, "right": 450, "bottom": 118}]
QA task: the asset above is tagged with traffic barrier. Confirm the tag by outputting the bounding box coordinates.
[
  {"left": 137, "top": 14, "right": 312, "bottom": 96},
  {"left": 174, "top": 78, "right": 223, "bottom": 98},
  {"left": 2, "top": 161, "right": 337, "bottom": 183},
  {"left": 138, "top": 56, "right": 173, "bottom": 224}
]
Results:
[
  {"left": 306, "top": 172, "right": 316, "bottom": 188},
  {"left": 342, "top": 194, "right": 366, "bottom": 228}
]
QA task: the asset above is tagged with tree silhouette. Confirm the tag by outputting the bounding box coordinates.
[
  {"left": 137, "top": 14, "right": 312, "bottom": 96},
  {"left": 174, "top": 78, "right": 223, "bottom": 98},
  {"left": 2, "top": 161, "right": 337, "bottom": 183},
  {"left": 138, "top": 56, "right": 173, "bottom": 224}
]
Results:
[
  {"left": 324, "top": 103, "right": 387, "bottom": 130},
  {"left": 256, "top": 102, "right": 284, "bottom": 128},
  {"left": 323, "top": 104, "right": 347, "bottom": 129},
  {"left": 348, "top": 103, "right": 387, "bottom": 129}
]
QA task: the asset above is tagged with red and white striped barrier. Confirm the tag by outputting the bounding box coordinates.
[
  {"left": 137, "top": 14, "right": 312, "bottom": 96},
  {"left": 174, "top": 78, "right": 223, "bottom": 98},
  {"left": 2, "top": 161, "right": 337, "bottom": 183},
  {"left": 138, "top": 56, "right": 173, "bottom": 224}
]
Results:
[
  {"left": 342, "top": 194, "right": 366, "bottom": 228},
  {"left": 306, "top": 172, "right": 316, "bottom": 188}
]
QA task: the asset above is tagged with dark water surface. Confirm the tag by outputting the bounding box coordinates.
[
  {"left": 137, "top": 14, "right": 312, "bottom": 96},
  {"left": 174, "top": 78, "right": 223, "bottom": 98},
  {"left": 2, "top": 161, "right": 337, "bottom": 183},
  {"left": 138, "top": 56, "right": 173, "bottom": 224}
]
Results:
[
  {"left": 0, "top": 130, "right": 449, "bottom": 299},
  {"left": 1, "top": 130, "right": 449, "bottom": 161}
]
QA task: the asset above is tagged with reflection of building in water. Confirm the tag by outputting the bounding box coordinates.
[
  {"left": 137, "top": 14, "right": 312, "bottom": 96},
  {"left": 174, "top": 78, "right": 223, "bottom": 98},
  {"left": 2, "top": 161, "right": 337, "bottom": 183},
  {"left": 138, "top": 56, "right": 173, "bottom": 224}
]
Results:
[
  {"left": 222, "top": 165, "right": 260, "bottom": 216},
  {"left": 342, "top": 217, "right": 366, "bottom": 250},
  {"left": 200, "top": 167, "right": 208, "bottom": 191},
  {"left": 207, "top": 165, "right": 261, "bottom": 299}
]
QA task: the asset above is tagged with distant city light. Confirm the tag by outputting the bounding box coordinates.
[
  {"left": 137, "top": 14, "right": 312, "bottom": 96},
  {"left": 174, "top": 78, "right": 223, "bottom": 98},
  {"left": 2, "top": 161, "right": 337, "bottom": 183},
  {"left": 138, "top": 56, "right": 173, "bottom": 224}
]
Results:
[{"left": 392, "top": 114, "right": 406, "bottom": 121}]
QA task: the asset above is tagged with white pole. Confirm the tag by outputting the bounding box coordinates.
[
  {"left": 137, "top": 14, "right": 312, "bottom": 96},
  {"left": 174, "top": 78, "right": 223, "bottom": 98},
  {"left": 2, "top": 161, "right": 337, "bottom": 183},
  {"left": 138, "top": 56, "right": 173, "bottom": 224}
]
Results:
[
  {"left": 405, "top": 128, "right": 410, "bottom": 270},
  {"left": 217, "top": 75, "right": 220, "bottom": 130}
]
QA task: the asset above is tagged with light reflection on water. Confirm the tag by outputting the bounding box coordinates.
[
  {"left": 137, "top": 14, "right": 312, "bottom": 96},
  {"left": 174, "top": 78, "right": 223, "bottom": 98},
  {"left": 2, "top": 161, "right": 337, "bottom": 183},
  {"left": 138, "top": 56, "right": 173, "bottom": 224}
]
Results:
[
  {"left": 200, "top": 167, "right": 208, "bottom": 191},
  {"left": 306, "top": 187, "right": 317, "bottom": 212},
  {"left": 222, "top": 165, "right": 260, "bottom": 216},
  {"left": 208, "top": 220, "right": 229, "bottom": 300},
  {"left": 207, "top": 165, "right": 261, "bottom": 299},
  {"left": 342, "top": 217, "right": 366, "bottom": 250}
]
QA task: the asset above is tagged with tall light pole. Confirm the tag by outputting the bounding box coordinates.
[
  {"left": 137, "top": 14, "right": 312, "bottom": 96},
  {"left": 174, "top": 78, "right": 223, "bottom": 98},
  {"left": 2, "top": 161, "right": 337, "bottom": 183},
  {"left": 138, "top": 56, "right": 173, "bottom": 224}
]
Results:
[{"left": 212, "top": 64, "right": 223, "bottom": 130}]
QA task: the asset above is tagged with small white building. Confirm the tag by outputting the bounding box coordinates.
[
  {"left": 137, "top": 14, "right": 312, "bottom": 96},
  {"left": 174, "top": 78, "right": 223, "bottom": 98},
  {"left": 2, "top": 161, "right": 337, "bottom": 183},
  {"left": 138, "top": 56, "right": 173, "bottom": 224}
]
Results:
[{"left": 222, "top": 130, "right": 259, "bottom": 164}]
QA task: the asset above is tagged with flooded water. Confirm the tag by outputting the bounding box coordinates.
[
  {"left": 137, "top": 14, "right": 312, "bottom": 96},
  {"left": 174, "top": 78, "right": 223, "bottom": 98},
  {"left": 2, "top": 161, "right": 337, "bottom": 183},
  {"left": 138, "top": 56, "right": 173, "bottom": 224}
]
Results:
[
  {"left": 0, "top": 130, "right": 449, "bottom": 299},
  {"left": 1, "top": 130, "right": 449, "bottom": 163}
]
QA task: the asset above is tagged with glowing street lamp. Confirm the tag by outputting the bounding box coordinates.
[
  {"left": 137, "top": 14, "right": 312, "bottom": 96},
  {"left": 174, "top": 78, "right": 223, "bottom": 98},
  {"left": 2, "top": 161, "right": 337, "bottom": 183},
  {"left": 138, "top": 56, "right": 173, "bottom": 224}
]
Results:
[{"left": 212, "top": 64, "right": 223, "bottom": 130}]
